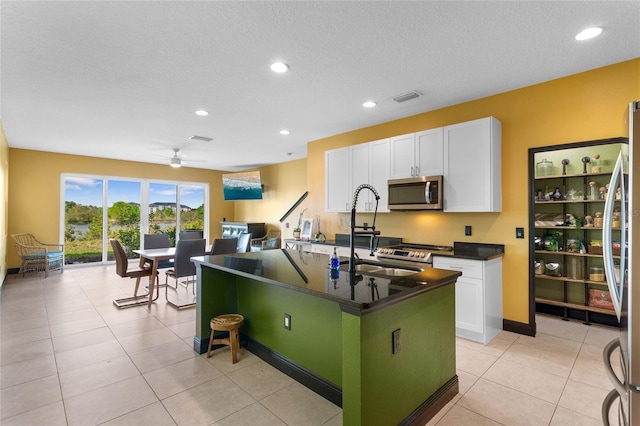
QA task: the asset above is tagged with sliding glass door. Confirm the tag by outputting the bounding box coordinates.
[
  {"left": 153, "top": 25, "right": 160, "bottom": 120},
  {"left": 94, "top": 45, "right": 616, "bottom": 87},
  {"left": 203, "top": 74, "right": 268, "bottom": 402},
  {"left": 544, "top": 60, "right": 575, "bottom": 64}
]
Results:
[
  {"left": 149, "top": 182, "right": 178, "bottom": 246},
  {"left": 107, "top": 180, "right": 142, "bottom": 260},
  {"left": 63, "top": 175, "right": 208, "bottom": 265},
  {"left": 64, "top": 177, "right": 104, "bottom": 264},
  {"left": 178, "top": 184, "right": 205, "bottom": 234}
]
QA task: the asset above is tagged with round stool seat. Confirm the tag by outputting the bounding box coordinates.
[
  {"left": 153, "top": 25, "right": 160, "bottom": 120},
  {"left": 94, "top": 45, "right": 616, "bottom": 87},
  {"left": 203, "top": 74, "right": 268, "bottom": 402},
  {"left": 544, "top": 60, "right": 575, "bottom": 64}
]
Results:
[
  {"left": 211, "top": 314, "right": 244, "bottom": 329},
  {"left": 207, "top": 313, "right": 244, "bottom": 363}
]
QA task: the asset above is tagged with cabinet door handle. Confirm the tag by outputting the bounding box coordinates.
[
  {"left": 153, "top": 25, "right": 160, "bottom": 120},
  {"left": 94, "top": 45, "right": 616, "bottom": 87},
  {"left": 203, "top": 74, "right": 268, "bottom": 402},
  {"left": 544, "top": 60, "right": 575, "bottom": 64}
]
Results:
[
  {"left": 410, "top": 166, "right": 414, "bottom": 176},
  {"left": 416, "top": 165, "right": 420, "bottom": 176}
]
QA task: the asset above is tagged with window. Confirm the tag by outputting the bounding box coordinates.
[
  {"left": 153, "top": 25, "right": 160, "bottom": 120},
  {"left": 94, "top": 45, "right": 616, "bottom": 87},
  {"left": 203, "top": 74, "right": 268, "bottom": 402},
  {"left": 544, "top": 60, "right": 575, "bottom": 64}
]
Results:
[{"left": 62, "top": 174, "right": 208, "bottom": 265}]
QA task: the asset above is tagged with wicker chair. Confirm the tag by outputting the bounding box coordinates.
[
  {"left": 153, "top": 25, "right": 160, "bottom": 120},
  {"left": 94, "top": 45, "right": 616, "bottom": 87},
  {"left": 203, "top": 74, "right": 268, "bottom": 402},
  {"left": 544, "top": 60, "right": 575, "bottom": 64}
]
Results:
[
  {"left": 11, "top": 233, "right": 64, "bottom": 277},
  {"left": 250, "top": 229, "right": 281, "bottom": 251}
]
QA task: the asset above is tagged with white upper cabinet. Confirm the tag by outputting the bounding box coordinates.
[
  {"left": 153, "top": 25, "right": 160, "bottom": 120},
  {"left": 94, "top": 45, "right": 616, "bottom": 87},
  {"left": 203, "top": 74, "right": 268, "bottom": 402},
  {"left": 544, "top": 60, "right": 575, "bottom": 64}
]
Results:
[
  {"left": 360, "top": 138, "right": 390, "bottom": 213},
  {"left": 325, "top": 146, "right": 351, "bottom": 212},
  {"left": 326, "top": 139, "right": 390, "bottom": 213},
  {"left": 389, "top": 128, "right": 443, "bottom": 179},
  {"left": 415, "top": 128, "right": 444, "bottom": 177},
  {"left": 326, "top": 117, "right": 500, "bottom": 213},
  {"left": 350, "top": 143, "right": 370, "bottom": 213},
  {"left": 389, "top": 133, "right": 416, "bottom": 179},
  {"left": 443, "top": 117, "right": 501, "bottom": 212}
]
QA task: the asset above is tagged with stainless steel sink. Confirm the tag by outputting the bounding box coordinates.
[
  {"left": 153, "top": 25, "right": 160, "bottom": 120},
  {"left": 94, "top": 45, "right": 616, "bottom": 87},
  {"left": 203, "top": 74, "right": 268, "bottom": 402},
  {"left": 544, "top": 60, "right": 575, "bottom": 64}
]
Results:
[
  {"left": 354, "top": 264, "right": 380, "bottom": 273},
  {"left": 340, "top": 263, "right": 423, "bottom": 277},
  {"left": 374, "top": 267, "right": 420, "bottom": 276}
]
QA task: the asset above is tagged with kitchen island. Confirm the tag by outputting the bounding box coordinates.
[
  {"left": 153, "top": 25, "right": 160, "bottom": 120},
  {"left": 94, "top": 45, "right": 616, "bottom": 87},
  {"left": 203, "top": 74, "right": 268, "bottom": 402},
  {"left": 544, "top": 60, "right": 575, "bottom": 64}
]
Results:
[{"left": 192, "top": 249, "right": 461, "bottom": 426}]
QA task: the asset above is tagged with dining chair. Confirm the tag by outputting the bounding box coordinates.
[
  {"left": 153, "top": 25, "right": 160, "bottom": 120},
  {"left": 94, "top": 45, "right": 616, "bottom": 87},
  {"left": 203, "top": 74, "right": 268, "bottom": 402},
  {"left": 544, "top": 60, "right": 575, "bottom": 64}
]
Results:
[
  {"left": 209, "top": 238, "right": 238, "bottom": 255},
  {"left": 179, "top": 229, "right": 204, "bottom": 240},
  {"left": 144, "top": 233, "right": 170, "bottom": 249},
  {"left": 165, "top": 238, "right": 206, "bottom": 309},
  {"left": 236, "top": 233, "right": 252, "bottom": 253},
  {"left": 110, "top": 239, "right": 159, "bottom": 308},
  {"left": 143, "top": 233, "right": 173, "bottom": 269}
]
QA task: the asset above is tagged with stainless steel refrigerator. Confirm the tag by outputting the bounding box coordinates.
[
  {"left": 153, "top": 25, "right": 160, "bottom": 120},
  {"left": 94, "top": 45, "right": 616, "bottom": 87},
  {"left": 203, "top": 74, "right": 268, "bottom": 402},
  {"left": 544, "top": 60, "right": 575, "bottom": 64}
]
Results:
[{"left": 602, "top": 100, "right": 639, "bottom": 425}]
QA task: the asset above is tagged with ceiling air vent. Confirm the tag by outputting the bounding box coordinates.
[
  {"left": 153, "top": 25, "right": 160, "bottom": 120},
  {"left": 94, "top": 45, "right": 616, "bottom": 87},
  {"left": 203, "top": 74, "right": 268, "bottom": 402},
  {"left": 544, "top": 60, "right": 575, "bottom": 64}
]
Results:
[
  {"left": 393, "top": 91, "right": 423, "bottom": 103},
  {"left": 189, "top": 135, "right": 213, "bottom": 142}
]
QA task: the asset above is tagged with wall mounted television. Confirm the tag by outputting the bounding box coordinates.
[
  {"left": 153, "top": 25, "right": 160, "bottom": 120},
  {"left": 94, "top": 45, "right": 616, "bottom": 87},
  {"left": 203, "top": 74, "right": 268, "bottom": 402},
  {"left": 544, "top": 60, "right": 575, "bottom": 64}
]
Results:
[{"left": 222, "top": 171, "right": 263, "bottom": 200}]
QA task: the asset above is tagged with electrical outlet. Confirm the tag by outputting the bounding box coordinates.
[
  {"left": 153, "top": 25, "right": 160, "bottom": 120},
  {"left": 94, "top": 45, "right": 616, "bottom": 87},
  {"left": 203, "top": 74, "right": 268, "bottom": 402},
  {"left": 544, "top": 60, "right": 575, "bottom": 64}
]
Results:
[
  {"left": 465, "top": 226, "right": 472, "bottom": 236},
  {"left": 516, "top": 227, "right": 525, "bottom": 239},
  {"left": 392, "top": 329, "right": 401, "bottom": 354},
  {"left": 285, "top": 222, "right": 290, "bottom": 229},
  {"left": 284, "top": 313, "right": 291, "bottom": 330}
]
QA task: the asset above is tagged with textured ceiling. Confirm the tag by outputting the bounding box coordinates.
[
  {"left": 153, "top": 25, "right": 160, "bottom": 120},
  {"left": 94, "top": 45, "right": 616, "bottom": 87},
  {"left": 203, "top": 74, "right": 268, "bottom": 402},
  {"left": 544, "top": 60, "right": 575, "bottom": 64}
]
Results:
[{"left": 2, "top": 1, "right": 639, "bottom": 171}]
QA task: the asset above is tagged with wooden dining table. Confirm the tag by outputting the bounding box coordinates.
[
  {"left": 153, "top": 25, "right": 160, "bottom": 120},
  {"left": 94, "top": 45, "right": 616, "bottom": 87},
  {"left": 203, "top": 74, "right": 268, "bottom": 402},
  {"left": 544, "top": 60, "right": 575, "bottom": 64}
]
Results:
[{"left": 133, "top": 247, "right": 176, "bottom": 308}]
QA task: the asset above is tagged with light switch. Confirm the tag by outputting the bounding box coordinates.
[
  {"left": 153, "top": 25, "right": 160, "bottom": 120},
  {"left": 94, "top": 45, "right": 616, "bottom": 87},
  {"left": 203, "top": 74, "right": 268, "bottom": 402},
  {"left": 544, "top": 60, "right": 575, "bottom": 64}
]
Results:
[
  {"left": 516, "top": 227, "right": 525, "bottom": 239},
  {"left": 392, "top": 329, "right": 401, "bottom": 354},
  {"left": 284, "top": 313, "right": 291, "bottom": 330}
]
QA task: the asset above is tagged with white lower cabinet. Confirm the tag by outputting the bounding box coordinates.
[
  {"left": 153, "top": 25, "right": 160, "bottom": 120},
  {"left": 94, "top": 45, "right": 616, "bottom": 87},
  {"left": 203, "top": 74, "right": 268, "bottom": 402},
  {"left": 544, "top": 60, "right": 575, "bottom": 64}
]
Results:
[
  {"left": 311, "top": 244, "right": 334, "bottom": 256},
  {"left": 432, "top": 256, "right": 503, "bottom": 344}
]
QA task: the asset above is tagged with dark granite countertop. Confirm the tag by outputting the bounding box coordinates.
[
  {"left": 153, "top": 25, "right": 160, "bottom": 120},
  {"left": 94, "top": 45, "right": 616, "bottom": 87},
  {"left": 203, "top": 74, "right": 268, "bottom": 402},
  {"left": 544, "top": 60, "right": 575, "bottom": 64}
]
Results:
[
  {"left": 432, "top": 242, "right": 505, "bottom": 261},
  {"left": 305, "top": 236, "right": 503, "bottom": 261},
  {"left": 306, "top": 234, "right": 402, "bottom": 249},
  {"left": 192, "top": 249, "right": 460, "bottom": 316}
]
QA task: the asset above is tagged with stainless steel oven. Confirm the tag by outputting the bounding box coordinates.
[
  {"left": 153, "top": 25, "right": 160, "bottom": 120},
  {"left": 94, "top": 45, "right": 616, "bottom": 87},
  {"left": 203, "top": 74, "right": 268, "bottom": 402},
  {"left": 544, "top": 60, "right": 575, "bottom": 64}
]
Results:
[{"left": 375, "top": 243, "right": 453, "bottom": 266}]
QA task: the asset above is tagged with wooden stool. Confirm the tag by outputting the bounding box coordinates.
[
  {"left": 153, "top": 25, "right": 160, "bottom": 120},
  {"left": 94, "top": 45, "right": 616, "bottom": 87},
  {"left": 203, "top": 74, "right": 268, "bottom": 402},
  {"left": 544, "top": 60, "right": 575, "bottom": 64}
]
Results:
[{"left": 206, "top": 314, "right": 244, "bottom": 363}]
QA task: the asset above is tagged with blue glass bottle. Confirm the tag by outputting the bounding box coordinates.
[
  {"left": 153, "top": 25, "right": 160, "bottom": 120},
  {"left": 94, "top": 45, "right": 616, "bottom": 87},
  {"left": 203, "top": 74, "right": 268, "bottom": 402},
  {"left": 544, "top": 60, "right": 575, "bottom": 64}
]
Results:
[{"left": 330, "top": 247, "right": 340, "bottom": 270}]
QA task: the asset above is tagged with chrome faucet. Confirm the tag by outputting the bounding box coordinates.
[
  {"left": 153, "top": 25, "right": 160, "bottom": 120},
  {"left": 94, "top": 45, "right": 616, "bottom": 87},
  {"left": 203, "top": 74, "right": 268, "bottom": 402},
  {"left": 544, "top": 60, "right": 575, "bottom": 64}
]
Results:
[{"left": 349, "top": 184, "right": 381, "bottom": 274}]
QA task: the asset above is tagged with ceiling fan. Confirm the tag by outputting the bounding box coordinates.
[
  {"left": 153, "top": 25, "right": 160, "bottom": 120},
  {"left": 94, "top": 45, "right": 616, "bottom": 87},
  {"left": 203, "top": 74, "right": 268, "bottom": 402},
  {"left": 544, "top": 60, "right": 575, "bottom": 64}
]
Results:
[{"left": 155, "top": 148, "right": 205, "bottom": 168}]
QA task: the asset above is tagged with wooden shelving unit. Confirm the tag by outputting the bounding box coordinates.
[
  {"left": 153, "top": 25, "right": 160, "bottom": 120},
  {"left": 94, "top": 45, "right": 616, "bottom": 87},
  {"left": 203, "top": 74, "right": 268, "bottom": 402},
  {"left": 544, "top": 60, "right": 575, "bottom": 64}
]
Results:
[{"left": 528, "top": 138, "right": 628, "bottom": 326}]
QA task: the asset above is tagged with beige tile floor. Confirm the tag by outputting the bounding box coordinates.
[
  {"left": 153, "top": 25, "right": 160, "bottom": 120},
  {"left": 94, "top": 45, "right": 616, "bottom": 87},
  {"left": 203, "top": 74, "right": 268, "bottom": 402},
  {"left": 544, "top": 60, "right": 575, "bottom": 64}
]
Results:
[{"left": 1, "top": 266, "right": 620, "bottom": 425}]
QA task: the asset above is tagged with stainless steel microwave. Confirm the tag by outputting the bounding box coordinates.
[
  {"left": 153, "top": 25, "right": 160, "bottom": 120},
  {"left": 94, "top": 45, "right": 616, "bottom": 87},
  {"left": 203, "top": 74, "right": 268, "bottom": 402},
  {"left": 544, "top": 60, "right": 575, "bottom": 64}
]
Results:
[{"left": 387, "top": 175, "right": 443, "bottom": 210}]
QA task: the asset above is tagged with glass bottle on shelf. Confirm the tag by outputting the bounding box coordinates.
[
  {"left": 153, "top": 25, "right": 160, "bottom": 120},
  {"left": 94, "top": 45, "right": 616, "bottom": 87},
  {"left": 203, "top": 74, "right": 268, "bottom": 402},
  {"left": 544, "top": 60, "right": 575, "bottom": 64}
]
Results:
[
  {"left": 536, "top": 159, "right": 553, "bottom": 177},
  {"left": 584, "top": 215, "right": 593, "bottom": 227},
  {"left": 599, "top": 186, "right": 607, "bottom": 200},
  {"left": 593, "top": 211, "right": 603, "bottom": 228},
  {"left": 612, "top": 208, "right": 621, "bottom": 228},
  {"left": 589, "top": 181, "right": 598, "bottom": 200},
  {"left": 590, "top": 154, "right": 601, "bottom": 173},
  {"left": 567, "top": 257, "right": 583, "bottom": 279}
]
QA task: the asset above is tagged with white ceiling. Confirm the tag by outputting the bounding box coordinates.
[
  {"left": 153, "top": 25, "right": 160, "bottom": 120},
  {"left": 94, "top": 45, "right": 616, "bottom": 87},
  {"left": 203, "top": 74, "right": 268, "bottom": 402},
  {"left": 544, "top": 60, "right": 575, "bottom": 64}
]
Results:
[{"left": 2, "top": 1, "right": 639, "bottom": 171}]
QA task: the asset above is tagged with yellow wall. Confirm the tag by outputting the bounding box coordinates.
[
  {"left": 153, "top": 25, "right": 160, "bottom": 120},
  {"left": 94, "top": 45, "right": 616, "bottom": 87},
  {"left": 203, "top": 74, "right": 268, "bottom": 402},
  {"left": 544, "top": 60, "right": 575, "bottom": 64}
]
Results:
[
  {"left": 300, "top": 59, "right": 639, "bottom": 324},
  {"left": 6, "top": 149, "right": 234, "bottom": 269},
  {"left": 1, "top": 122, "right": 9, "bottom": 283},
  {"left": 233, "top": 159, "right": 308, "bottom": 237}
]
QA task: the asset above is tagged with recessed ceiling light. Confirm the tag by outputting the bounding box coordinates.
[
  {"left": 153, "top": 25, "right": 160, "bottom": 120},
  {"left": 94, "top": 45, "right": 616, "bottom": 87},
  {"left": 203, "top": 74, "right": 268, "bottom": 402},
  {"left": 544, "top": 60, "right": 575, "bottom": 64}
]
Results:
[
  {"left": 575, "top": 27, "right": 602, "bottom": 41},
  {"left": 363, "top": 101, "right": 377, "bottom": 108},
  {"left": 195, "top": 110, "right": 209, "bottom": 116},
  {"left": 280, "top": 129, "right": 290, "bottom": 135},
  {"left": 270, "top": 62, "right": 289, "bottom": 73}
]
